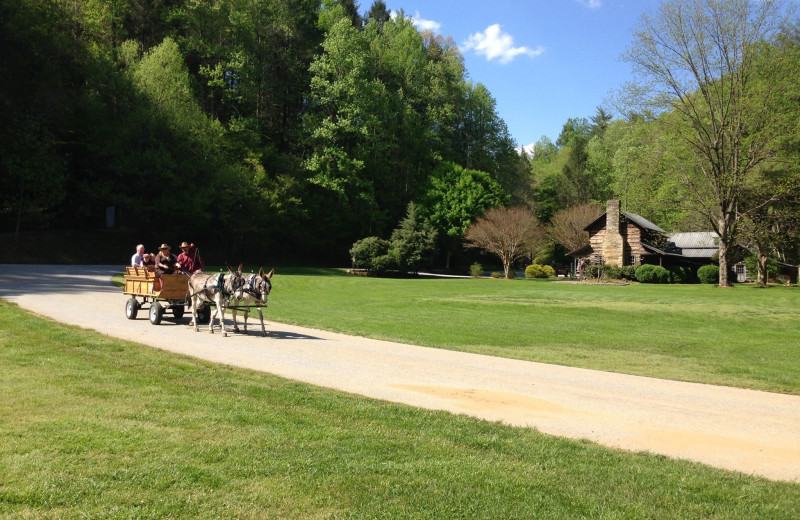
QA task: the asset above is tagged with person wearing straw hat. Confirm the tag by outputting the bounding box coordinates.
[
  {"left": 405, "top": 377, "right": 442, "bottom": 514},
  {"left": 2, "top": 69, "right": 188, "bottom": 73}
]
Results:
[
  {"left": 176, "top": 241, "right": 204, "bottom": 274},
  {"left": 154, "top": 243, "right": 177, "bottom": 277}
]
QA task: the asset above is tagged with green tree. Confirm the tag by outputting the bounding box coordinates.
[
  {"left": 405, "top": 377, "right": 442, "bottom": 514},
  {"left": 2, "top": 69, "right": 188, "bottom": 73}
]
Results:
[
  {"left": 454, "top": 82, "right": 520, "bottom": 191},
  {"left": 1, "top": 116, "right": 66, "bottom": 234},
  {"left": 390, "top": 202, "right": 438, "bottom": 274},
  {"left": 365, "top": 0, "right": 391, "bottom": 29},
  {"left": 527, "top": 136, "right": 565, "bottom": 222},
  {"left": 305, "top": 16, "right": 384, "bottom": 238},
  {"left": 418, "top": 162, "right": 509, "bottom": 269},
  {"left": 621, "top": 0, "right": 795, "bottom": 287},
  {"left": 589, "top": 106, "right": 612, "bottom": 137},
  {"left": 338, "top": 0, "right": 363, "bottom": 28}
]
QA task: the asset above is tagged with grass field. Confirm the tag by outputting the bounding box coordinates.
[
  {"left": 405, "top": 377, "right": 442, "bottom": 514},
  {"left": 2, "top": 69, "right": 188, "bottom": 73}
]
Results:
[
  {"left": 112, "top": 266, "right": 800, "bottom": 394},
  {"left": 2, "top": 300, "right": 799, "bottom": 519},
  {"left": 242, "top": 268, "right": 800, "bottom": 395}
]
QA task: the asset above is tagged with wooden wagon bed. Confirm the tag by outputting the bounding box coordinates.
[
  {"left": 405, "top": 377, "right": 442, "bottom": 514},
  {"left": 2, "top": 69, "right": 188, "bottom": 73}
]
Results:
[
  {"left": 123, "top": 266, "right": 189, "bottom": 300},
  {"left": 122, "top": 266, "right": 196, "bottom": 324}
]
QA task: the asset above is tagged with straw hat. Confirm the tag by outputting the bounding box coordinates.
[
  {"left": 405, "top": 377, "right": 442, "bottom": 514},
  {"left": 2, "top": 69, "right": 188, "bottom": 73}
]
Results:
[{"left": 158, "top": 243, "right": 171, "bottom": 250}]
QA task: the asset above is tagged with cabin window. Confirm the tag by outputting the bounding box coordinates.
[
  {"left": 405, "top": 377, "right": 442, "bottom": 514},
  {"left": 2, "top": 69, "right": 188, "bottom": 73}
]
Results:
[{"left": 630, "top": 255, "right": 639, "bottom": 266}]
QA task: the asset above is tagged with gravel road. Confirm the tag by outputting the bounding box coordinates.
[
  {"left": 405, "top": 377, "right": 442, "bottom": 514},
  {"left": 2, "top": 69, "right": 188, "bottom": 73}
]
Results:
[{"left": 1, "top": 264, "right": 798, "bottom": 482}]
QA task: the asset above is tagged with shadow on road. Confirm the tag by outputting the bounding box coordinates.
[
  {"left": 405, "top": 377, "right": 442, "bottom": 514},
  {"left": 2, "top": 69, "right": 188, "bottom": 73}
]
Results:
[{"left": 0, "top": 265, "right": 120, "bottom": 297}]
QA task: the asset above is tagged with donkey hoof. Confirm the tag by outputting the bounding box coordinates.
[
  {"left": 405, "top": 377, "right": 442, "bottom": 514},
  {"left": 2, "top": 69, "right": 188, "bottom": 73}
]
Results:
[{"left": 223, "top": 332, "right": 228, "bottom": 337}]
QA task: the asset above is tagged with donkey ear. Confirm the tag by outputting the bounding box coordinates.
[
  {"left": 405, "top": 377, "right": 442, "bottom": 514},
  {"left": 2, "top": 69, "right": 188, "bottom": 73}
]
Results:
[
  {"left": 259, "top": 267, "right": 265, "bottom": 277},
  {"left": 237, "top": 263, "right": 243, "bottom": 274},
  {"left": 225, "top": 262, "right": 233, "bottom": 272},
  {"left": 266, "top": 268, "right": 274, "bottom": 279}
]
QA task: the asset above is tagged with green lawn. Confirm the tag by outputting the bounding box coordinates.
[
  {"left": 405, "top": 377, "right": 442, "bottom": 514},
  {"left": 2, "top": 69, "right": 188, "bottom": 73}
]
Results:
[
  {"left": 253, "top": 269, "right": 800, "bottom": 394},
  {"left": 2, "top": 300, "right": 798, "bottom": 519}
]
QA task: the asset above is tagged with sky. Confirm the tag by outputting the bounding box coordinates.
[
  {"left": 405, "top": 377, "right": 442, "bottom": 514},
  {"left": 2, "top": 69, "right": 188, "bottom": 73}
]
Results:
[{"left": 382, "top": 0, "right": 663, "bottom": 150}]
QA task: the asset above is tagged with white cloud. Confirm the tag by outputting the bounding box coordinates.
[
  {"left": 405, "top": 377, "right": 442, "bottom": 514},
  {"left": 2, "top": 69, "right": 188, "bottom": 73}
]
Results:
[
  {"left": 462, "top": 24, "right": 544, "bottom": 64},
  {"left": 516, "top": 143, "right": 536, "bottom": 156},
  {"left": 578, "top": 0, "right": 602, "bottom": 8},
  {"left": 392, "top": 10, "right": 442, "bottom": 31}
]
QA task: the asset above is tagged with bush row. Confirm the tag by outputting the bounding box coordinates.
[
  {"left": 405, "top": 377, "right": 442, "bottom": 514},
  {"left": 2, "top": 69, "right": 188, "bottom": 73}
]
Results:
[{"left": 583, "top": 263, "right": 719, "bottom": 284}]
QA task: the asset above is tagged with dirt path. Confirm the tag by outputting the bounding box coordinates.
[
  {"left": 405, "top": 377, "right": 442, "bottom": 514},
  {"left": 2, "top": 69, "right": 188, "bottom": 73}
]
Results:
[{"left": 2, "top": 264, "right": 799, "bottom": 482}]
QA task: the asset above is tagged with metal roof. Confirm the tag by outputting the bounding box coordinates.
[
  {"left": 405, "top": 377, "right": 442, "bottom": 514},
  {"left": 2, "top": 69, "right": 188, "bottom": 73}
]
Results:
[
  {"left": 668, "top": 232, "right": 718, "bottom": 248},
  {"left": 668, "top": 232, "right": 719, "bottom": 258},
  {"left": 620, "top": 211, "right": 666, "bottom": 233},
  {"left": 583, "top": 210, "right": 667, "bottom": 233}
]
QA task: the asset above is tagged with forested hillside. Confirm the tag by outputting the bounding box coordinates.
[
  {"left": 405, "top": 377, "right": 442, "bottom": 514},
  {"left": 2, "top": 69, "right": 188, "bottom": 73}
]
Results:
[
  {"left": 0, "top": 0, "right": 522, "bottom": 263},
  {"left": 2, "top": 0, "right": 798, "bottom": 269}
]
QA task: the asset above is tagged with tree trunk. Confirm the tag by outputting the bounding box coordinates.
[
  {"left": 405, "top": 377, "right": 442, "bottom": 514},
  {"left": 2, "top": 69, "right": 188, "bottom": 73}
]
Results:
[
  {"left": 757, "top": 252, "right": 768, "bottom": 286},
  {"left": 718, "top": 240, "right": 730, "bottom": 288},
  {"left": 717, "top": 216, "right": 733, "bottom": 288}
]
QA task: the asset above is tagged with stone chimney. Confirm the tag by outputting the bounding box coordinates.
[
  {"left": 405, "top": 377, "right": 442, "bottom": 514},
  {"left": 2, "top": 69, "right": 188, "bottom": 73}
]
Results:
[{"left": 603, "top": 199, "right": 624, "bottom": 266}]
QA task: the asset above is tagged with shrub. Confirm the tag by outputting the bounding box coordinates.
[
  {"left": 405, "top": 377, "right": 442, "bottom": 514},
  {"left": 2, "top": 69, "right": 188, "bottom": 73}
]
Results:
[
  {"left": 525, "top": 265, "right": 541, "bottom": 278},
  {"left": 490, "top": 271, "right": 502, "bottom": 278},
  {"left": 620, "top": 265, "right": 638, "bottom": 280},
  {"left": 371, "top": 254, "right": 397, "bottom": 275},
  {"left": 584, "top": 264, "right": 603, "bottom": 279},
  {"left": 350, "top": 237, "right": 390, "bottom": 270},
  {"left": 635, "top": 264, "right": 670, "bottom": 284},
  {"left": 666, "top": 266, "right": 696, "bottom": 284},
  {"left": 506, "top": 269, "right": 517, "bottom": 279},
  {"left": 469, "top": 263, "right": 484, "bottom": 277},
  {"left": 603, "top": 265, "right": 623, "bottom": 280},
  {"left": 525, "top": 264, "right": 555, "bottom": 279},
  {"left": 697, "top": 265, "right": 719, "bottom": 284}
]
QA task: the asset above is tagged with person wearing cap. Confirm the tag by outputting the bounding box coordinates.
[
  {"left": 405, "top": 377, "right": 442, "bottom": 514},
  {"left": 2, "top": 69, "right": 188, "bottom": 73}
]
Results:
[
  {"left": 176, "top": 241, "right": 204, "bottom": 274},
  {"left": 154, "top": 244, "right": 177, "bottom": 277},
  {"left": 131, "top": 244, "right": 146, "bottom": 267}
]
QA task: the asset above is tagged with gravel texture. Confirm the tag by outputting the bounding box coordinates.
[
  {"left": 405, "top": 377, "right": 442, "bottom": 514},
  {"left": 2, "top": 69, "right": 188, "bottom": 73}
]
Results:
[{"left": 1, "top": 264, "right": 798, "bottom": 481}]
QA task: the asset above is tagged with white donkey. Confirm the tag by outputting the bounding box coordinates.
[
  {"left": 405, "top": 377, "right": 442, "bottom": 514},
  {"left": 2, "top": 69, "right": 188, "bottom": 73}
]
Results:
[
  {"left": 231, "top": 268, "right": 274, "bottom": 336},
  {"left": 188, "top": 263, "right": 244, "bottom": 336}
]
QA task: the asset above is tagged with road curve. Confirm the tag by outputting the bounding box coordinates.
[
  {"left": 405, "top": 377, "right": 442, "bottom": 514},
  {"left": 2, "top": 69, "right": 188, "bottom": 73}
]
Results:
[{"left": 1, "top": 264, "right": 799, "bottom": 482}]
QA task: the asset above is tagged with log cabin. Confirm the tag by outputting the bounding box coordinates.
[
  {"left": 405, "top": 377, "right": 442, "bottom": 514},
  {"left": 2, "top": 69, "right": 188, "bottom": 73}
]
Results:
[
  {"left": 568, "top": 200, "right": 714, "bottom": 268},
  {"left": 567, "top": 200, "right": 799, "bottom": 283}
]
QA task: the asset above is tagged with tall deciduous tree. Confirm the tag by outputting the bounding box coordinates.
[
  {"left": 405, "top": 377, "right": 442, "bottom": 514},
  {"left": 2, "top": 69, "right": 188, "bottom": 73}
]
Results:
[
  {"left": 621, "top": 0, "right": 794, "bottom": 287},
  {"left": 548, "top": 202, "right": 604, "bottom": 253},
  {"left": 465, "top": 206, "right": 545, "bottom": 278},
  {"left": 418, "top": 162, "right": 509, "bottom": 269}
]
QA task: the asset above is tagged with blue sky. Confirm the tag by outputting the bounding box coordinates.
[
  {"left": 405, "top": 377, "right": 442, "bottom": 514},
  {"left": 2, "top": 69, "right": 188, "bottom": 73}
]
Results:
[{"left": 384, "top": 0, "right": 662, "bottom": 149}]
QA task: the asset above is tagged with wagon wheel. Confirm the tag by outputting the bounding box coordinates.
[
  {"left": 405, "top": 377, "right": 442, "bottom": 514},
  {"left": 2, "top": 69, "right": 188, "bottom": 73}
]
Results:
[
  {"left": 125, "top": 297, "right": 139, "bottom": 320},
  {"left": 172, "top": 304, "right": 185, "bottom": 319},
  {"left": 149, "top": 301, "right": 164, "bottom": 325},
  {"left": 196, "top": 304, "right": 211, "bottom": 325}
]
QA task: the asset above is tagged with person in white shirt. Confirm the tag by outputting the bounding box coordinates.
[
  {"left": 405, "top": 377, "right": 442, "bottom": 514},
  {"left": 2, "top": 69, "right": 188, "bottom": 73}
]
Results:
[{"left": 131, "top": 244, "right": 146, "bottom": 266}]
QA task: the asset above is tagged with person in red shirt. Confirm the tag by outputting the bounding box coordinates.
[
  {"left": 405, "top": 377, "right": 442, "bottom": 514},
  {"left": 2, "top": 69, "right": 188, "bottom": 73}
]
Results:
[{"left": 176, "top": 241, "right": 205, "bottom": 274}]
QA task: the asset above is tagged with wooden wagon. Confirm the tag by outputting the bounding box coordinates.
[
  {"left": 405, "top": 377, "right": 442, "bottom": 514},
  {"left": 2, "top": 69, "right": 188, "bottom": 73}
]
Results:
[{"left": 123, "top": 266, "right": 210, "bottom": 325}]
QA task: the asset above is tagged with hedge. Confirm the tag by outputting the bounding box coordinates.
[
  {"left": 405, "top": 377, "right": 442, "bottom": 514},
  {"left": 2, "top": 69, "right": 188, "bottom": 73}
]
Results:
[{"left": 635, "top": 264, "right": 670, "bottom": 284}]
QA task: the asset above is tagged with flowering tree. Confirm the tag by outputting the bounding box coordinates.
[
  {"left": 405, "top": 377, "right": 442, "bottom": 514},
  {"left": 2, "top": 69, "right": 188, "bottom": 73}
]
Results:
[
  {"left": 548, "top": 202, "right": 604, "bottom": 253},
  {"left": 465, "top": 207, "right": 545, "bottom": 278}
]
